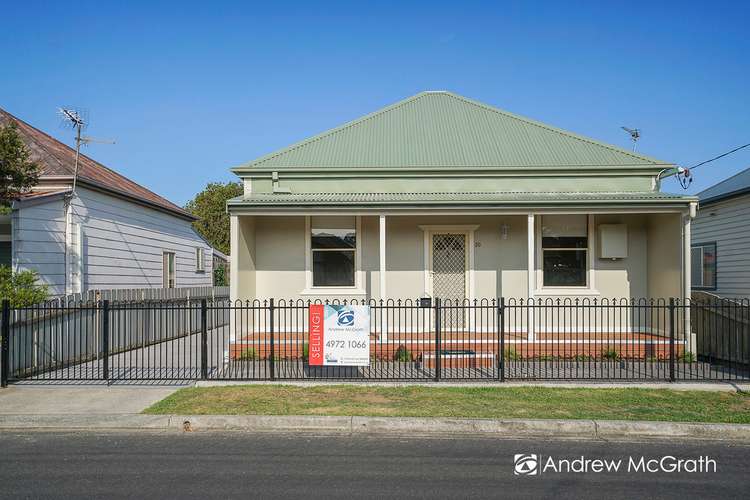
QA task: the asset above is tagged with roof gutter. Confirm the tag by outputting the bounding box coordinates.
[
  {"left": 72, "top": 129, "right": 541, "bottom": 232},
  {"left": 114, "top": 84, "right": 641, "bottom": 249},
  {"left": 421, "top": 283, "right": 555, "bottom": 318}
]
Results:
[
  {"left": 698, "top": 187, "right": 750, "bottom": 207},
  {"left": 232, "top": 165, "right": 672, "bottom": 176}
]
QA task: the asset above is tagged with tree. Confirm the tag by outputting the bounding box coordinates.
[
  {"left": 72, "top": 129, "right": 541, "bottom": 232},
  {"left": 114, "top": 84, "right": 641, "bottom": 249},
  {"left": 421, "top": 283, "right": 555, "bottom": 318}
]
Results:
[
  {"left": 0, "top": 266, "right": 48, "bottom": 307},
  {"left": 0, "top": 123, "right": 39, "bottom": 206},
  {"left": 184, "top": 181, "right": 242, "bottom": 255}
]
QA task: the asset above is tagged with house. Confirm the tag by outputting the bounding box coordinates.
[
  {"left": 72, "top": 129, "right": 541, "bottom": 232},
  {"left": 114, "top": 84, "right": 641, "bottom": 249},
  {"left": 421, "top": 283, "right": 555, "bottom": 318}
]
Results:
[
  {"left": 691, "top": 166, "right": 750, "bottom": 298},
  {"left": 225, "top": 91, "right": 700, "bottom": 360},
  {"left": 0, "top": 108, "right": 215, "bottom": 296},
  {"left": 227, "top": 91, "right": 697, "bottom": 304}
]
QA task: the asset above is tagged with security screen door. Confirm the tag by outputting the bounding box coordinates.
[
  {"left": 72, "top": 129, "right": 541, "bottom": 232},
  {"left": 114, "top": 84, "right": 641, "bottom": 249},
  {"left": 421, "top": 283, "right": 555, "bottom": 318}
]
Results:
[{"left": 431, "top": 233, "right": 467, "bottom": 329}]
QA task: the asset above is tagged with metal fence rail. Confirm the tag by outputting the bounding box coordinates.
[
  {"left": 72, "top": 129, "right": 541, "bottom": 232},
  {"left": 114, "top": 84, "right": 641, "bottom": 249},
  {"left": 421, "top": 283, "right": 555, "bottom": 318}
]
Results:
[{"left": 1, "top": 297, "right": 748, "bottom": 385}]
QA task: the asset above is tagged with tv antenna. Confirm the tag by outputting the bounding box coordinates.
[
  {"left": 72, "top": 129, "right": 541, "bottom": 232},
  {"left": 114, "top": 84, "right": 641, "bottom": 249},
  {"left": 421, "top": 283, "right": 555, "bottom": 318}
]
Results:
[
  {"left": 59, "top": 108, "right": 115, "bottom": 195},
  {"left": 621, "top": 126, "right": 641, "bottom": 151}
]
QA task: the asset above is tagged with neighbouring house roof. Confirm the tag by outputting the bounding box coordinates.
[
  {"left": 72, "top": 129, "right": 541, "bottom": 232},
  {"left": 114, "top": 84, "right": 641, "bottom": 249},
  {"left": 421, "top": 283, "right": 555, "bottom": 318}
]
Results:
[
  {"left": 233, "top": 91, "right": 671, "bottom": 172},
  {"left": 0, "top": 108, "right": 194, "bottom": 220},
  {"left": 228, "top": 191, "right": 696, "bottom": 211},
  {"left": 698, "top": 166, "right": 750, "bottom": 206}
]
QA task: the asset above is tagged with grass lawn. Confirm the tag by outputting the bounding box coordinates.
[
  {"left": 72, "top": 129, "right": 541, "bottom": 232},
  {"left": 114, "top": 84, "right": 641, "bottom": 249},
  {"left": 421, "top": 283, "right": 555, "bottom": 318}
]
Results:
[{"left": 143, "top": 385, "right": 750, "bottom": 424}]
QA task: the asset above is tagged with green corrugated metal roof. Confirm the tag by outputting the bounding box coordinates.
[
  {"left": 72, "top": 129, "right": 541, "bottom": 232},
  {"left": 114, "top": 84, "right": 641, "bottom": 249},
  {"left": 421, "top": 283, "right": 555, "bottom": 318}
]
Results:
[
  {"left": 228, "top": 191, "right": 695, "bottom": 207},
  {"left": 234, "top": 92, "right": 670, "bottom": 171}
]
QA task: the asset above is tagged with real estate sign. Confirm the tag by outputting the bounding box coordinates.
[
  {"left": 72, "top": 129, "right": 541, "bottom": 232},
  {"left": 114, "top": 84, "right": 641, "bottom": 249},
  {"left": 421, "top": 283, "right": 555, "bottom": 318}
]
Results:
[{"left": 309, "top": 304, "right": 370, "bottom": 366}]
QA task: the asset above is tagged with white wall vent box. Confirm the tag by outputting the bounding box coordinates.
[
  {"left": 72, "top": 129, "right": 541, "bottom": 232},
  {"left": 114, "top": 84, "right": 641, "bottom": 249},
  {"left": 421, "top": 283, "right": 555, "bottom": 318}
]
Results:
[{"left": 598, "top": 224, "right": 627, "bottom": 259}]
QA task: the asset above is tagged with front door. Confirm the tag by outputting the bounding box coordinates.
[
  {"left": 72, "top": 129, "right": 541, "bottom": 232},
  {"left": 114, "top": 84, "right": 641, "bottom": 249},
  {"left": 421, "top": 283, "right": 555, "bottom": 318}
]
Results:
[{"left": 430, "top": 233, "right": 468, "bottom": 329}]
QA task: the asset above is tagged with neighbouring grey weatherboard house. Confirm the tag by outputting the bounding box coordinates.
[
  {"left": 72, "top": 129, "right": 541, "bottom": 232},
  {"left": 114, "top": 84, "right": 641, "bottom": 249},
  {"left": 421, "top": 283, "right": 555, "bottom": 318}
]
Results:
[
  {"left": 0, "top": 108, "right": 215, "bottom": 296},
  {"left": 226, "top": 91, "right": 698, "bottom": 317},
  {"left": 692, "top": 166, "right": 750, "bottom": 298}
]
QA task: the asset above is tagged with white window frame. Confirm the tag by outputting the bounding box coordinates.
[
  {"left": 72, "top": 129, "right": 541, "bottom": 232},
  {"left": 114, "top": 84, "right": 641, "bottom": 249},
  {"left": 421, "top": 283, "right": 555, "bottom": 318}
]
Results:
[
  {"left": 418, "top": 225, "right": 478, "bottom": 301},
  {"left": 163, "top": 251, "right": 176, "bottom": 289},
  {"left": 196, "top": 247, "right": 205, "bottom": 272},
  {"left": 535, "top": 214, "right": 599, "bottom": 295},
  {"left": 691, "top": 242, "right": 717, "bottom": 290},
  {"left": 302, "top": 216, "right": 365, "bottom": 296}
]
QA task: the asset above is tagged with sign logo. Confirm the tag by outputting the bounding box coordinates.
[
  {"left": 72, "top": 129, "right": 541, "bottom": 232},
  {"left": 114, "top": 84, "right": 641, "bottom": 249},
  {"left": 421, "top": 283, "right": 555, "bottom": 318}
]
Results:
[
  {"left": 337, "top": 310, "right": 355, "bottom": 327},
  {"left": 514, "top": 454, "right": 539, "bottom": 476}
]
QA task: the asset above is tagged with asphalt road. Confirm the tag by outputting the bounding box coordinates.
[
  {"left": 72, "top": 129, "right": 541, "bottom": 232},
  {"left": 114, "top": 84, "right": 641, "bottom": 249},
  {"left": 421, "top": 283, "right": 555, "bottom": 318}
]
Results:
[{"left": 0, "top": 432, "right": 748, "bottom": 499}]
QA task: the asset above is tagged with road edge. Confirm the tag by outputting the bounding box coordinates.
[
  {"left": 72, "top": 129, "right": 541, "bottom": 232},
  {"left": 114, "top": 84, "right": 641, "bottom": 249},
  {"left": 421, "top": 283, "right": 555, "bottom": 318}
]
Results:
[{"left": 1, "top": 414, "right": 749, "bottom": 442}]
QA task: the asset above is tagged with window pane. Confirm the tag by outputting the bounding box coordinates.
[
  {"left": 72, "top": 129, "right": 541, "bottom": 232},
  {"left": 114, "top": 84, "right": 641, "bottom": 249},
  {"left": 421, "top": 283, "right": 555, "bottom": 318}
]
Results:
[
  {"left": 543, "top": 250, "right": 587, "bottom": 286},
  {"left": 313, "top": 250, "right": 355, "bottom": 286},
  {"left": 311, "top": 228, "right": 356, "bottom": 249},
  {"left": 311, "top": 216, "right": 356, "bottom": 249},
  {"left": 542, "top": 215, "right": 587, "bottom": 248},
  {"left": 0, "top": 241, "right": 11, "bottom": 267},
  {"left": 703, "top": 244, "right": 716, "bottom": 288},
  {"left": 163, "top": 253, "right": 175, "bottom": 288},
  {"left": 691, "top": 248, "right": 703, "bottom": 287}
]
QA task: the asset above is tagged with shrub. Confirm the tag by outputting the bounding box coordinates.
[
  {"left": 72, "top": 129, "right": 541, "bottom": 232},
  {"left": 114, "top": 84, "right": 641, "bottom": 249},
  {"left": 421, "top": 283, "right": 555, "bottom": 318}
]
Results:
[
  {"left": 0, "top": 266, "right": 48, "bottom": 307},
  {"left": 601, "top": 348, "right": 621, "bottom": 361},
  {"left": 573, "top": 354, "right": 593, "bottom": 362},
  {"left": 680, "top": 351, "right": 696, "bottom": 363},
  {"left": 213, "top": 266, "right": 227, "bottom": 286},
  {"left": 393, "top": 345, "right": 412, "bottom": 362},
  {"left": 302, "top": 343, "right": 309, "bottom": 361},
  {"left": 237, "top": 347, "right": 258, "bottom": 360},
  {"left": 504, "top": 348, "right": 522, "bottom": 361}
]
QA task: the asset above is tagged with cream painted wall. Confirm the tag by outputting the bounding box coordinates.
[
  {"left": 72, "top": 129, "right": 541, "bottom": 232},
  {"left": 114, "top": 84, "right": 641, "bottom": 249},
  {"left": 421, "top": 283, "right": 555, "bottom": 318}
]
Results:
[
  {"left": 646, "top": 213, "right": 682, "bottom": 299},
  {"left": 592, "top": 214, "right": 648, "bottom": 299},
  {"left": 253, "top": 216, "right": 306, "bottom": 298},
  {"left": 236, "top": 215, "right": 257, "bottom": 298},
  {"left": 237, "top": 213, "right": 679, "bottom": 301}
]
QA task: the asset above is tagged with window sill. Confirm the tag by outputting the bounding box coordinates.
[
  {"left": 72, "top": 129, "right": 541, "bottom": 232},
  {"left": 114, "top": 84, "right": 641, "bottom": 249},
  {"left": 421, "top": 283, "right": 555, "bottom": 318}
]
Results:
[
  {"left": 300, "top": 287, "right": 367, "bottom": 296},
  {"left": 535, "top": 288, "right": 601, "bottom": 297}
]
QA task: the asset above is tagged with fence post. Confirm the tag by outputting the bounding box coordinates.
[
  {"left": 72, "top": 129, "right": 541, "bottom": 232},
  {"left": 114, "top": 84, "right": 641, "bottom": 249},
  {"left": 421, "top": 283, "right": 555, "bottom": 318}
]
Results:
[
  {"left": 201, "top": 299, "right": 208, "bottom": 380},
  {"left": 1, "top": 299, "right": 9, "bottom": 388},
  {"left": 102, "top": 300, "right": 109, "bottom": 381},
  {"left": 669, "top": 298, "right": 676, "bottom": 382},
  {"left": 269, "top": 298, "right": 275, "bottom": 381},
  {"left": 434, "top": 298, "right": 441, "bottom": 382},
  {"left": 498, "top": 298, "right": 505, "bottom": 382}
]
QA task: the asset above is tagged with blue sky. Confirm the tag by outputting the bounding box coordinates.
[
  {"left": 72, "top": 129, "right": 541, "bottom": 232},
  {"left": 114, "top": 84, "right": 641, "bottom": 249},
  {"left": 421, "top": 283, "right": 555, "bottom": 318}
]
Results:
[{"left": 1, "top": 1, "right": 748, "bottom": 205}]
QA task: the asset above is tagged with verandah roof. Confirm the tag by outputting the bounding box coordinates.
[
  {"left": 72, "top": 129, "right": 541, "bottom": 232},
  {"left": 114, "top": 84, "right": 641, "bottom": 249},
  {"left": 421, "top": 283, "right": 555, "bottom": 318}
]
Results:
[{"left": 227, "top": 191, "right": 697, "bottom": 212}]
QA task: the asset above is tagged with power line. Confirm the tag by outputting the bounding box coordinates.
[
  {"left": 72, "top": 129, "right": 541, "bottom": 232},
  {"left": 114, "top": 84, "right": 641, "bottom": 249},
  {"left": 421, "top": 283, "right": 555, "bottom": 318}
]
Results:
[{"left": 688, "top": 142, "right": 750, "bottom": 171}]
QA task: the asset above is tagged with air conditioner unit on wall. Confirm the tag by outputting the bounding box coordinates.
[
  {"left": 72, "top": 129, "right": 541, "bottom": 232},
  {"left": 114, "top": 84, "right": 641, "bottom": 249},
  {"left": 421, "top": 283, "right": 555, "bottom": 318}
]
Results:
[{"left": 598, "top": 224, "right": 628, "bottom": 259}]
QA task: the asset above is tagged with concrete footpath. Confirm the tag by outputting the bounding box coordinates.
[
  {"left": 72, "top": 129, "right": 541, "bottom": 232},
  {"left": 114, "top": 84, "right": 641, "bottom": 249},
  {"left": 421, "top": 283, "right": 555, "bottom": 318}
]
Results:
[{"left": 0, "top": 385, "right": 186, "bottom": 415}]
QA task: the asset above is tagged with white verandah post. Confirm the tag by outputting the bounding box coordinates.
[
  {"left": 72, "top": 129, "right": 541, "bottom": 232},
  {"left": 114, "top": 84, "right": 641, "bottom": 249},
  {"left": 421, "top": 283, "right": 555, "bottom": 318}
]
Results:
[
  {"left": 379, "top": 214, "right": 387, "bottom": 342},
  {"left": 527, "top": 213, "right": 535, "bottom": 342},
  {"left": 683, "top": 210, "right": 695, "bottom": 355},
  {"left": 229, "top": 215, "right": 238, "bottom": 345}
]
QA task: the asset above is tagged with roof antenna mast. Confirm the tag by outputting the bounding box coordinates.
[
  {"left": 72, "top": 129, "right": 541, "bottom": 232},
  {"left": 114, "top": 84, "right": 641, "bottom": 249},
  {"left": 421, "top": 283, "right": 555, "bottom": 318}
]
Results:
[
  {"left": 621, "top": 126, "right": 641, "bottom": 152},
  {"left": 58, "top": 108, "right": 115, "bottom": 196}
]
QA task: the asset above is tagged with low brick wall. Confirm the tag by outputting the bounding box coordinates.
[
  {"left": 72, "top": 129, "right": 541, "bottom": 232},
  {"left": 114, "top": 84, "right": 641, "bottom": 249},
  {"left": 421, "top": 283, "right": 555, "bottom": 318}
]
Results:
[{"left": 229, "top": 333, "right": 684, "bottom": 362}]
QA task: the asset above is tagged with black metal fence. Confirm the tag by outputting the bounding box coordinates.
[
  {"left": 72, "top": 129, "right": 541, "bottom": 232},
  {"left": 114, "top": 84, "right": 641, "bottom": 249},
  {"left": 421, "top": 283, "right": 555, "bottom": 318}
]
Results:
[{"left": 1, "top": 297, "right": 748, "bottom": 385}]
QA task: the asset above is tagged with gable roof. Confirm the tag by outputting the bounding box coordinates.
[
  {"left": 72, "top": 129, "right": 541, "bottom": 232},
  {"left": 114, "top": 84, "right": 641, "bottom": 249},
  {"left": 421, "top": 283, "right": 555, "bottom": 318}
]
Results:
[
  {"left": 698, "top": 166, "right": 750, "bottom": 205},
  {"left": 234, "top": 91, "right": 671, "bottom": 171},
  {"left": 0, "top": 108, "right": 194, "bottom": 220}
]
